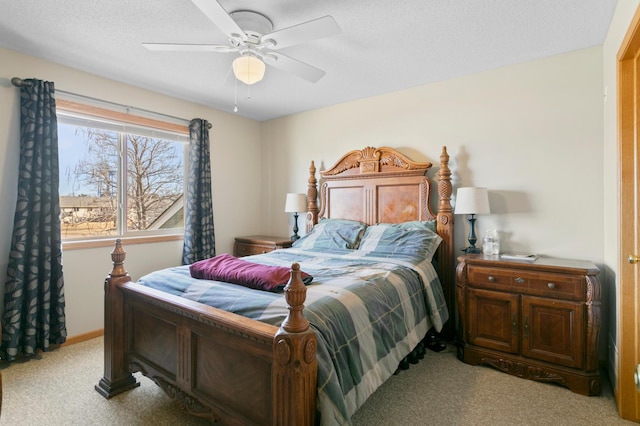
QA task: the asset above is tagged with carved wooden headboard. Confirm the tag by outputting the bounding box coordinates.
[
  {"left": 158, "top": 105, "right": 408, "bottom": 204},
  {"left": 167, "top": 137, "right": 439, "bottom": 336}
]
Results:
[{"left": 304, "top": 146, "right": 455, "bottom": 339}]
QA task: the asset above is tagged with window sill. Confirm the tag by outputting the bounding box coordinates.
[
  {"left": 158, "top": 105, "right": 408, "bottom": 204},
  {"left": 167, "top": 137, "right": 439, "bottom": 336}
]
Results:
[{"left": 62, "top": 234, "right": 183, "bottom": 251}]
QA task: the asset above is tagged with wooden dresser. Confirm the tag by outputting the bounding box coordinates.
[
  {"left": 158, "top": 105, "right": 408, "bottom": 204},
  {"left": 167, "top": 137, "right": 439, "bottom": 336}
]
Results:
[
  {"left": 233, "top": 235, "right": 293, "bottom": 257},
  {"left": 455, "top": 254, "right": 602, "bottom": 395}
]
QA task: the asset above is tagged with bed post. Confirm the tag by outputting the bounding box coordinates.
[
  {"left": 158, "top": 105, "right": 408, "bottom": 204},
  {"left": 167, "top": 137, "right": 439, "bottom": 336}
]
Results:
[
  {"left": 436, "top": 146, "right": 455, "bottom": 341},
  {"left": 272, "top": 263, "right": 317, "bottom": 426},
  {"left": 95, "top": 239, "right": 140, "bottom": 398},
  {"left": 306, "top": 160, "right": 319, "bottom": 232}
]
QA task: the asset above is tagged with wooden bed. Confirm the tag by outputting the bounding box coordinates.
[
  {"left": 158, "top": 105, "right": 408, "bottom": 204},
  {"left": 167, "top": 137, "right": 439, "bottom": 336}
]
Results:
[{"left": 95, "top": 146, "right": 454, "bottom": 425}]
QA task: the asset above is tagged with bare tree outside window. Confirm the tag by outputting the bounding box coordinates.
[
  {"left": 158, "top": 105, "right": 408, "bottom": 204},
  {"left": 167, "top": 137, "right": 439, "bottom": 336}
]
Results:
[
  {"left": 125, "top": 133, "right": 183, "bottom": 231},
  {"left": 59, "top": 122, "right": 185, "bottom": 239}
]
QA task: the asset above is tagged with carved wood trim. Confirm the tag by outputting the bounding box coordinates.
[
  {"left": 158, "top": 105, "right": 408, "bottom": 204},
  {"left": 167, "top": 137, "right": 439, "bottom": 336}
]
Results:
[
  {"left": 281, "top": 263, "right": 310, "bottom": 333},
  {"left": 477, "top": 355, "right": 601, "bottom": 395},
  {"left": 153, "top": 376, "right": 217, "bottom": 422},
  {"left": 108, "top": 239, "right": 130, "bottom": 282},
  {"left": 585, "top": 274, "right": 602, "bottom": 372},
  {"left": 455, "top": 260, "right": 468, "bottom": 345},
  {"left": 320, "top": 146, "right": 432, "bottom": 177},
  {"left": 481, "top": 357, "right": 567, "bottom": 384}
]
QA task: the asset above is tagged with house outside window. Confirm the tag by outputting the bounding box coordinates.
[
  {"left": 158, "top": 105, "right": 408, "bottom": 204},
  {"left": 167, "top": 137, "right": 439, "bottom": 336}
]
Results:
[{"left": 57, "top": 102, "right": 188, "bottom": 241}]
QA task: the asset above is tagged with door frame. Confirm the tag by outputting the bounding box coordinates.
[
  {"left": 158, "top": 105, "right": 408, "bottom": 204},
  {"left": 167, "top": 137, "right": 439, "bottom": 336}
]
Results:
[{"left": 617, "top": 4, "right": 640, "bottom": 421}]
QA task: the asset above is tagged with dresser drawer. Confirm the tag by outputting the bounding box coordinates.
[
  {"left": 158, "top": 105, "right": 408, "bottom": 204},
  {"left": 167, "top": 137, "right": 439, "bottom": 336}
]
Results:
[
  {"left": 234, "top": 242, "right": 277, "bottom": 257},
  {"left": 467, "top": 265, "right": 583, "bottom": 300},
  {"left": 468, "top": 266, "right": 518, "bottom": 290},
  {"left": 233, "top": 235, "right": 293, "bottom": 258},
  {"left": 527, "top": 272, "right": 583, "bottom": 300}
]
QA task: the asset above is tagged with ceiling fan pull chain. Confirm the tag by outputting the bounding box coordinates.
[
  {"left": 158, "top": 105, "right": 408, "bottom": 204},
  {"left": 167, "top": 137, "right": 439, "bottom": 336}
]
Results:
[{"left": 234, "top": 77, "right": 238, "bottom": 112}]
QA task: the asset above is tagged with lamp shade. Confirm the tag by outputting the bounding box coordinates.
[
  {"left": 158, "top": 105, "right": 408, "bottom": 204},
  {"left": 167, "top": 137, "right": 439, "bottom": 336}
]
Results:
[
  {"left": 232, "top": 55, "right": 266, "bottom": 85},
  {"left": 454, "top": 187, "right": 490, "bottom": 215},
  {"left": 284, "top": 193, "right": 307, "bottom": 213}
]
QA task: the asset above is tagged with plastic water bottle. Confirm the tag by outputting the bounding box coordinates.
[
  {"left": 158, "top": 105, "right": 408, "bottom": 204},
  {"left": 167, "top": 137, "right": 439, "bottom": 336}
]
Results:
[{"left": 482, "top": 229, "right": 500, "bottom": 255}]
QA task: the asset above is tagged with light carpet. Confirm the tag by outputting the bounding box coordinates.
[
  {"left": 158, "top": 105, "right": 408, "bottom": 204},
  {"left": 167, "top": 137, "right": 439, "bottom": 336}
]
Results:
[{"left": 0, "top": 337, "right": 632, "bottom": 425}]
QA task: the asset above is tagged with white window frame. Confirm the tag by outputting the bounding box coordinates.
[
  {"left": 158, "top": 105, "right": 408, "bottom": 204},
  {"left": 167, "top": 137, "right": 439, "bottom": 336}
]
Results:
[{"left": 56, "top": 99, "right": 189, "bottom": 249}]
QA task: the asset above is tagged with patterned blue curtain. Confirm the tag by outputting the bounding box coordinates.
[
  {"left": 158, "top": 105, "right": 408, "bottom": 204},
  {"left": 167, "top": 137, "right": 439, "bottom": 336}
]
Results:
[
  {"left": 1, "top": 79, "right": 67, "bottom": 361},
  {"left": 182, "top": 118, "right": 215, "bottom": 264}
]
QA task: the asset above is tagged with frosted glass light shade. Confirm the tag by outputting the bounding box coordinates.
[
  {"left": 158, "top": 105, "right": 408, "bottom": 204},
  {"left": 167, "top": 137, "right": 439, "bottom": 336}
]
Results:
[
  {"left": 284, "top": 193, "right": 307, "bottom": 213},
  {"left": 454, "top": 187, "right": 490, "bottom": 215},
  {"left": 232, "top": 55, "right": 266, "bottom": 85}
]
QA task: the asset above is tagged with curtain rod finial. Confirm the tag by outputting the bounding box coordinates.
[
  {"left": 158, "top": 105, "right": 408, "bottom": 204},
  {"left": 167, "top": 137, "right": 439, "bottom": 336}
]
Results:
[{"left": 11, "top": 77, "right": 23, "bottom": 87}]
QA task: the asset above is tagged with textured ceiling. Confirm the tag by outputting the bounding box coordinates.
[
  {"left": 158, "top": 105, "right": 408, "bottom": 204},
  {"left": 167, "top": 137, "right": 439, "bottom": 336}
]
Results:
[{"left": 0, "top": 0, "right": 618, "bottom": 121}]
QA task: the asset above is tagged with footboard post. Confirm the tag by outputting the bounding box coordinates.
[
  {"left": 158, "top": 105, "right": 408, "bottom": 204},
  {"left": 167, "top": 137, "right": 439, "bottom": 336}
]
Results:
[
  {"left": 95, "top": 239, "right": 140, "bottom": 398},
  {"left": 272, "top": 263, "right": 318, "bottom": 426}
]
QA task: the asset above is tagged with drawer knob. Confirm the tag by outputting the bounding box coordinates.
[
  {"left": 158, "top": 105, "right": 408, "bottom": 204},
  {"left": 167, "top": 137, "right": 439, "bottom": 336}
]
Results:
[
  {"left": 515, "top": 277, "right": 525, "bottom": 284},
  {"left": 487, "top": 276, "right": 495, "bottom": 282},
  {"left": 547, "top": 282, "right": 556, "bottom": 289}
]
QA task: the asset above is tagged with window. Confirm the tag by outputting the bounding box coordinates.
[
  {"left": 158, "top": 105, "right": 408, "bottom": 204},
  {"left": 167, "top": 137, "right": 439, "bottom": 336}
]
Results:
[{"left": 57, "top": 101, "right": 189, "bottom": 241}]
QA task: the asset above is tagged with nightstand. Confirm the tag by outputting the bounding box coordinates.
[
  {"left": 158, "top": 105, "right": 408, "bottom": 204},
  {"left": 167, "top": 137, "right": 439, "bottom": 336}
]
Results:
[
  {"left": 233, "top": 235, "right": 293, "bottom": 257},
  {"left": 455, "top": 254, "right": 602, "bottom": 395}
]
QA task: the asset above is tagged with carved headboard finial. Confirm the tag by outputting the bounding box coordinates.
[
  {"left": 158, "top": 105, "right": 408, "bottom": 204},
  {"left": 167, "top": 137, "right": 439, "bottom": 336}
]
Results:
[
  {"left": 306, "top": 161, "right": 319, "bottom": 231},
  {"left": 437, "top": 146, "right": 452, "bottom": 214},
  {"left": 320, "top": 146, "right": 432, "bottom": 177}
]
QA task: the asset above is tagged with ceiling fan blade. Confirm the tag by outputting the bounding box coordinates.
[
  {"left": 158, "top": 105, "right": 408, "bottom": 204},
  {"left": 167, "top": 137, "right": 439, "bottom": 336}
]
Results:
[
  {"left": 265, "top": 52, "right": 326, "bottom": 83},
  {"left": 143, "top": 42, "right": 237, "bottom": 52},
  {"left": 261, "top": 15, "right": 340, "bottom": 49},
  {"left": 190, "top": 0, "right": 245, "bottom": 40}
]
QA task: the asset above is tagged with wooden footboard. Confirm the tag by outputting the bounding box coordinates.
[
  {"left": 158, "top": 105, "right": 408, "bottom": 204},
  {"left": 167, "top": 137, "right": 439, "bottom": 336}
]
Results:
[{"left": 95, "top": 240, "right": 317, "bottom": 425}]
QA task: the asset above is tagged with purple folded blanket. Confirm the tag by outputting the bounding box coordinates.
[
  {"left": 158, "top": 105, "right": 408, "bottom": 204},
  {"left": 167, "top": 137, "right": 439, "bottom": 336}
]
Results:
[{"left": 189, "top": 253, "right": 313, "bottom": 292}]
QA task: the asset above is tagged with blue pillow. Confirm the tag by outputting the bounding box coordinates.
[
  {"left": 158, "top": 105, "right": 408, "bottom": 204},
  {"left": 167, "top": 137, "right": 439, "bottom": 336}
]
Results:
[
  {"left": 292, "top": 218, "right": 367, "bottom": 250},
  {"left": 358, "top": 223, "right": 442, "bottom": 262},
  {"left": 393, "top": 220, "right": 437, "bottom": 233}
]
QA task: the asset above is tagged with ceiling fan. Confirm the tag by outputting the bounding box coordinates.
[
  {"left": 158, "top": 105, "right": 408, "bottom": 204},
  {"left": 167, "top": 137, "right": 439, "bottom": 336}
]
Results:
[{"left": 143, "top": 0, "right": 341, "bottom": 84}]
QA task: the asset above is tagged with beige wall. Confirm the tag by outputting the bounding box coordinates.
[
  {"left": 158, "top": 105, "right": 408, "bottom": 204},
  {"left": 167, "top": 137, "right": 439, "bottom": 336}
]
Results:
[
  {"left": 602, "top": 0, "right": 640, "bottom": 391},
  {"left": 0, "top": 47, "right": 263, "bottom": 336},
  {"left": 262, "top": 46, "right": 604, "bottom": 264}
]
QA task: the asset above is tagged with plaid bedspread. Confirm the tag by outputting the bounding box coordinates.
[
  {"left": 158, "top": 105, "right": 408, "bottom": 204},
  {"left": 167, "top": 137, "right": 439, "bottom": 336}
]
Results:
[{"left": 137, "top": 247, "right": 448, "bottom": 425}]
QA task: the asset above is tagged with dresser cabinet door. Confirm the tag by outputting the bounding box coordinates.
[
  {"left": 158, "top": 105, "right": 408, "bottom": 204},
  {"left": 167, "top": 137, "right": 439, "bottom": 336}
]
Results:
[
  {"left": 468, "top": 288, "right": 520, "bottom": 354},
  {"left": 521, "top": 296, "right": 584, "bottom": 368}
]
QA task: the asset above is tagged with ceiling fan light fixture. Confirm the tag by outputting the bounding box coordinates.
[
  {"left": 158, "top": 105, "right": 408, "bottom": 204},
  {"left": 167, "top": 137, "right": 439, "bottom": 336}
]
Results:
[{"left": 232, "top": 54, "right": 265, "bottom": 85}]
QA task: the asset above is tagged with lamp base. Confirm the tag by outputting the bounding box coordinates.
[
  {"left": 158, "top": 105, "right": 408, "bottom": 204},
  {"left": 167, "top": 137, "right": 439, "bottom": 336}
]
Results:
[
  {"left": 290, "top": 212, "right": 300, "bottom": 241},
  {"left": 463, "top": 214, "right": 481, "bottom": 254},
  {"left": 462, "top": 246, "right": 482, "bottom": 254}
]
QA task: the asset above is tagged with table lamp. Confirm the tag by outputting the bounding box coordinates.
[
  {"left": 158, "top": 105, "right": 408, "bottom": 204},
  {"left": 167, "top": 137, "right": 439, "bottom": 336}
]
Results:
[
  {"left": 454, "top": 187, "right": 490, "bottom": 253},
  {"left": 284, "top": 193, "right": 307, "bottom": 240}
]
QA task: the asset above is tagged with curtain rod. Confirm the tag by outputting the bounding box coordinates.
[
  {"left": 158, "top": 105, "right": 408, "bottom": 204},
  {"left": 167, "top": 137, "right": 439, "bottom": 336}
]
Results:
[{"left": 11, "top": 77, "right": 211, "bottom": 129}]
